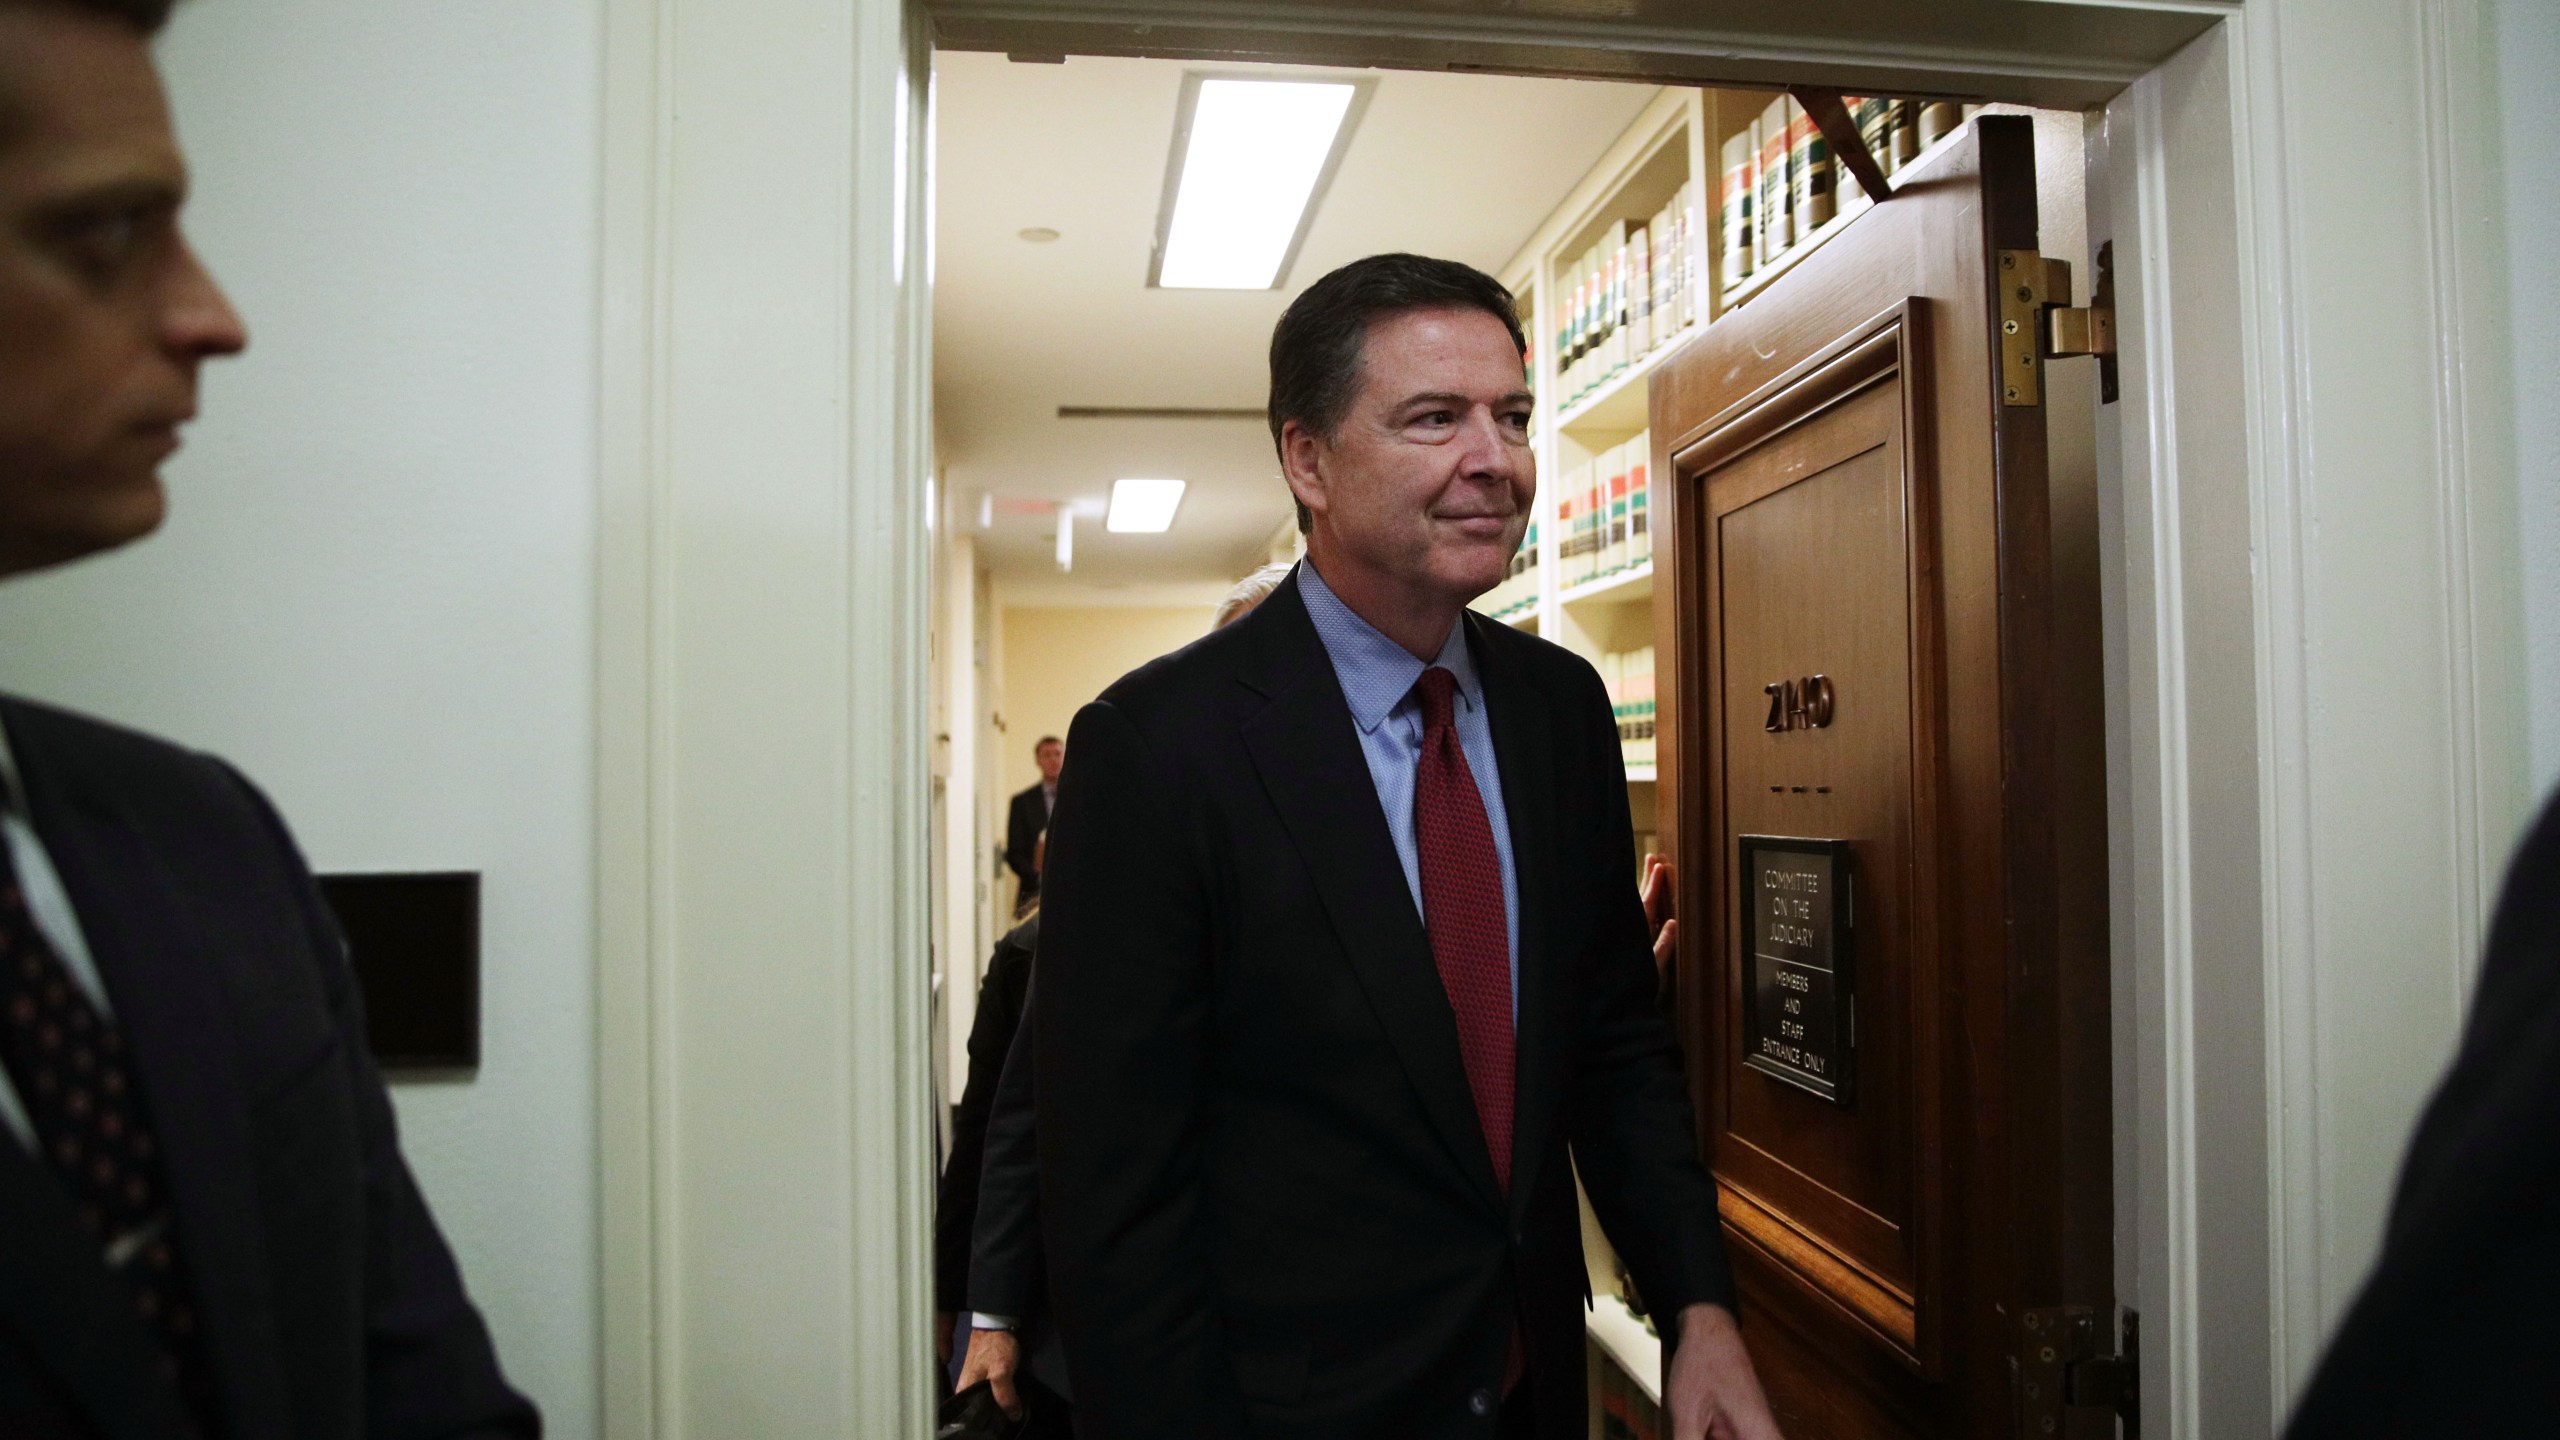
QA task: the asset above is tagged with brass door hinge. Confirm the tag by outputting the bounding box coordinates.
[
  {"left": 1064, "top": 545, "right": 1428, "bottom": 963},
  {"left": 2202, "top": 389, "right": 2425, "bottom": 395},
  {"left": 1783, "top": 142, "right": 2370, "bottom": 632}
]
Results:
[
  {"left": 2018, "top": 1306, "right": 2139, "bottom": 1439},
  {"left": 1996, "top": 240, "right": 2119, "bottom": 407}
]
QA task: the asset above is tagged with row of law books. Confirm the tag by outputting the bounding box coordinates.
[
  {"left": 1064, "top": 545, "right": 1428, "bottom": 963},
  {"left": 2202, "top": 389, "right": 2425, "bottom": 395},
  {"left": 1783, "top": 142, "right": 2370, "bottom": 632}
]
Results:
[
  {"left": 1481, "top": 517, "right": 1541, "bottom": 622},
  {"left": 1601, "top": 644, "right": 1659, "bottom": 773},
  {"left": 1558, "top": 429, "right": 1653, "bottom": 591},
  {"left": 1552, "top": 185, "right": 1703, "bottom": 411},
  {"left": 1719, "top": 97, "right": 1978, "bottom": 297}
]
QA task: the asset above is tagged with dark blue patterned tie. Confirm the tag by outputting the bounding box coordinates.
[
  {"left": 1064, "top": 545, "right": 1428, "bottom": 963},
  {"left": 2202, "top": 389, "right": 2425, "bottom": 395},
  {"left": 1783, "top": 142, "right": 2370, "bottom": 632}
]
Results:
[{"left": 0, "top": 825, "right": 216, "bottom": 1434}]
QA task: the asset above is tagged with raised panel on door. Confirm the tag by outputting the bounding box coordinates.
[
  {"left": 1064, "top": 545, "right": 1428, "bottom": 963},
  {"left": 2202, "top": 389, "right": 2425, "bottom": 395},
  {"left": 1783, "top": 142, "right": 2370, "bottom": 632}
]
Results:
[
  {"left": 1705, "top": 329, "right": 1933, "bottom": 1371},
  {"left": 1647, "top": 117, "right": 2114, "bottom": 1440}
]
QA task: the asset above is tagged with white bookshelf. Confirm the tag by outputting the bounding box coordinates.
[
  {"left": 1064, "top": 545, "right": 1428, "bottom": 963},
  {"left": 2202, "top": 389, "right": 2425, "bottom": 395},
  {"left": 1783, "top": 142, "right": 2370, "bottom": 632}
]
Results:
[
  {"left": 1487, "top": 86, "right": 1705, "bottom": 805},
  {"left": 1585, "top": 1295, "right": 1664, "bottom": 1406},
  {"left": 1558, "top": 558, "right": 1652, "bottom": 611}
]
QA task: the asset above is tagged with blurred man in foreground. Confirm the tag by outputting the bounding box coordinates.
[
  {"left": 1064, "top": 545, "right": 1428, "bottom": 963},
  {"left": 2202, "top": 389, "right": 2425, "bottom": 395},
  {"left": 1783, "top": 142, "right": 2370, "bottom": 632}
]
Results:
[{"left": 0, "top": 3, "right": 538, "bottom": 1435}]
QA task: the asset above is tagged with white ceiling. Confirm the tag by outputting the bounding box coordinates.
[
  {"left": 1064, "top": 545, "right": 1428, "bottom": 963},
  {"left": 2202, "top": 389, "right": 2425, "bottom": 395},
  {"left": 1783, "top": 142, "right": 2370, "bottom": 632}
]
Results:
[{"left": 933, "top": 51, "right": 1655, "bottom": 593}]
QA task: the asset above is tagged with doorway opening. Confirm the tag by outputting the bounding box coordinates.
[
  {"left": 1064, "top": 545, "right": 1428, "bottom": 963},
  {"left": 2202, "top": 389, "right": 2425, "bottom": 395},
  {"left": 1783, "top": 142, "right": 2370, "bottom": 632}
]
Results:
[{"left": 925, "top": 46, "right": 2111, "bottom": 1439}]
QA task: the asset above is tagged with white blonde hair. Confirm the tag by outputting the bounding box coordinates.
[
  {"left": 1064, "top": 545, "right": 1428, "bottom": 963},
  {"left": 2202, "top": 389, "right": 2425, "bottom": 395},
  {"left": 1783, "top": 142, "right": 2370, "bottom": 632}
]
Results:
[{"left": 1214, "top": 561, "right": 1294, "bottom": 630}]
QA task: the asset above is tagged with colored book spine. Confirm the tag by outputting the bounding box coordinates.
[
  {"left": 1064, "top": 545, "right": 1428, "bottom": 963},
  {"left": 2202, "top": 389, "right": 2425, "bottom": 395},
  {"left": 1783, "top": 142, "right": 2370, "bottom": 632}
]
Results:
[
  {"left": 1856, "top": 94, "right": 1895, "bottom": 178},
  {"left": 1595, "top": 239, "right": 1615, "bottom": 383},
  {"left": 1757, "top": 98, "right": 1791, "bottom": 266},
  {"left": 1680, "top": 180, "right": 1703, "bottom": 326},
  {"left": 1554, "top": 258, "right": 1575, "bottom": 395},
  {"left": 1719, "top": 128, "right": 1755, "bottom": 294},
  {"left": 1582, "top": 459, "right": 1606, "bottom": 584},
  {"left": 1638, "top": 646, "right": 1657, "bottom": 768},
  {"left": 1519, "top": 518, "right": 1538, "bottom": 613},
  {"left": 1789, "top": 101, "right": 1834, "bottom": 236},
  {"left": 1597, "top": 440, "right": 1617, "bottom": 573},
  {"left": 1627, "top": 429, "right": 1651, "bottom": 567},
  {"left": 1628, "top": 221, "right": 1653, "bottom": 357}
]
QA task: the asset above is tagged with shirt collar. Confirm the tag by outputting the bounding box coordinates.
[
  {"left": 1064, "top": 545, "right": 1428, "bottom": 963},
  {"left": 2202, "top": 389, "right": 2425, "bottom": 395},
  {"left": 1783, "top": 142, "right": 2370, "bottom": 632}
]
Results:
[{"left": 1296, "top": 558, "right": 1483, "bottom": 734}]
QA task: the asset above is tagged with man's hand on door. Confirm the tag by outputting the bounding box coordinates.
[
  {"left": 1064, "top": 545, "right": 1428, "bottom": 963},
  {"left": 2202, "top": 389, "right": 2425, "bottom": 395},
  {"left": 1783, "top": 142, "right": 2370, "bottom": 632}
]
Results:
[
  {"left": 1642, "top": 853, "right": 1678, "bottom": 982},
  {"left": 1666, "top": 1302, "right": 1783, "bottom": 1440}
]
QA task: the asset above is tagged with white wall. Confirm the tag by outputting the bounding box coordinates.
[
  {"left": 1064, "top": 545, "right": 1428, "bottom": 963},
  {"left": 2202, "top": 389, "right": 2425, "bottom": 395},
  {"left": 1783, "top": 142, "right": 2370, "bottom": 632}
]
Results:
[
  {"left": 2496, "top": 0, "right": 2560, "bottom": 801},
  {"left": 0, "top": 3, "right": 602, "bottom": 1433}
]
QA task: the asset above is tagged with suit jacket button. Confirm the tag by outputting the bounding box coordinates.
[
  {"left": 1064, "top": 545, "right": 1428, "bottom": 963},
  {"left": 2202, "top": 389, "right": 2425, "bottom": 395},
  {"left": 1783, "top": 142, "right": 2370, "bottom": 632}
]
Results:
[{"left": 1469, "top": 1388, "right": 1496, "bottom": 1417}]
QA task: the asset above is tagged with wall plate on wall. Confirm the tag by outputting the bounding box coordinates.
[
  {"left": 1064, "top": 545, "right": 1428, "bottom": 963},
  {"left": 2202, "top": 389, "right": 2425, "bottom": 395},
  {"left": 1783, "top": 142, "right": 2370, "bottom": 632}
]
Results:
[{"left": 318, "top": 871, "right": 481, "bottom": 1073}]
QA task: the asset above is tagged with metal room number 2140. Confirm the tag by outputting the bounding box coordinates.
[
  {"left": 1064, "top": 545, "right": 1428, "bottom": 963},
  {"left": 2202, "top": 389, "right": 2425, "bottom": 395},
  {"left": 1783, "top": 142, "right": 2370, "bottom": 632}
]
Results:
[{"left": 1764, "top": 675, "right": 1836, "bottom": 733}]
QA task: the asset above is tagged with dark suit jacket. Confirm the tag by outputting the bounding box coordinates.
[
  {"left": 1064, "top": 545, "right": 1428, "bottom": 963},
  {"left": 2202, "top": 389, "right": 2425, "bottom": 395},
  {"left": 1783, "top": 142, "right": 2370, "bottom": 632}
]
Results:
[
  {"left": 2284, "top": 785, "right": 2560, "bottom": 1433},
  {"left": 1035, "top": 569, "right": 1729, "bottom": 1440},
  {"left": 938, "top": 914, "right": 1038, "bottom": 1311},
  {"left": 1005, "top": 784, "right": 1051, "bottom": 903},
  {"left": 966, "top": 973, "right": 1070, "bottom": 1402},
  {"left": 0, "top": 696, "right": 538, "bottom": 1440}
]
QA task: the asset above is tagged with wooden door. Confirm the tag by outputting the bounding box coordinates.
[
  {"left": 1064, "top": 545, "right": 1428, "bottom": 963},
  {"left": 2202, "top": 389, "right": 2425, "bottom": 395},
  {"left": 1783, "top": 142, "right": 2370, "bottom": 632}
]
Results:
[{"left": 1649, "top": 117, "right": 2115, "bottom": 1439}]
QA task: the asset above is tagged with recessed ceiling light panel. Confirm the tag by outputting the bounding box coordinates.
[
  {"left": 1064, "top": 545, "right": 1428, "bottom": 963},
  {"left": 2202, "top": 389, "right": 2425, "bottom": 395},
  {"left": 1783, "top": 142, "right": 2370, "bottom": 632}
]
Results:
[
  {"left": 1151, "top": 75, "right": 1370, "bottom": 291},
  {"left": 1106, "top": 478, "right": 1188, "bottom": 533}
]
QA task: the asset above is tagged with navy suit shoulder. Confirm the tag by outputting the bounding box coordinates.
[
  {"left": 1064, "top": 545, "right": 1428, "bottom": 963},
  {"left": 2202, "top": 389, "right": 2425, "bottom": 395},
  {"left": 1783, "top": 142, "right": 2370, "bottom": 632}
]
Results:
[
  {"left": 3, "top": 694, "right": 263, "bottom": 827},
  {"left": 0, "top": 694, "right": 538, "bottom": 1440}
]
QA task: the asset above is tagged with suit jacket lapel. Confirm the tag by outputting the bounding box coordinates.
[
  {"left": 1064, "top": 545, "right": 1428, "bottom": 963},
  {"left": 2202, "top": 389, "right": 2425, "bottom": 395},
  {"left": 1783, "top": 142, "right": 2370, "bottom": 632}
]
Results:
[
  {"left": 10, "top": 713, "right": 291, "bottom": 1440},
  {"left": 1236, "top": 578, "right": 1506, "bottom": 1210},
  {"left": 1468, "top": 616, "right": 1564, "bottom": 1230},
  {"left": 0, "top": 1136, "right": 195, "bottom": 1440}
]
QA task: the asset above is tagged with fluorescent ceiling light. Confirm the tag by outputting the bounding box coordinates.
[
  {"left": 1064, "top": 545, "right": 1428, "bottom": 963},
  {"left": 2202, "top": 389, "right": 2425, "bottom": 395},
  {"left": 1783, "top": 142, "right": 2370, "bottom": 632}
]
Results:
[
  {"left": 1153, "top": 76, "right": 1366, "bottom": 290},
  {"left": 1107, "top": 479, "right": 1188, "bottom": 533}
]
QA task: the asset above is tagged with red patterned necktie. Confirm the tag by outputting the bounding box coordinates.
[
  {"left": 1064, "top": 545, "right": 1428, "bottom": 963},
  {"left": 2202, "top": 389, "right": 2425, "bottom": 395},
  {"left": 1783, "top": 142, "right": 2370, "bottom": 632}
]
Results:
[
  {"left": 1411, "top": 666, "right": 1515, "bottom": 1191},
  {"left": 0, "top": 838, "right": 216, "bottom": 1435}
]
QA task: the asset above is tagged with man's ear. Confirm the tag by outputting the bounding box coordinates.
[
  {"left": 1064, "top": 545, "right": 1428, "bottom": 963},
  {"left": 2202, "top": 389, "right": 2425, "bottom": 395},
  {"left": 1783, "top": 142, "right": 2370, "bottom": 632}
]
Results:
[{"left": 1279, "top": 419, "right": 1327, "bottom": 525}]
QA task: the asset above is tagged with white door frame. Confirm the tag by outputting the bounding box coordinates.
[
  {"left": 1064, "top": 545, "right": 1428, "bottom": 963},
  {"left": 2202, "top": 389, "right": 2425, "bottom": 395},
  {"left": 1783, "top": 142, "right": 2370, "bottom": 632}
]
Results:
[
  {"left": 594, "top": 1, "right": 936, "bottom": 1435},
  {"left": 589, "top": 2, "right": 2526, "bottom": 1435}
]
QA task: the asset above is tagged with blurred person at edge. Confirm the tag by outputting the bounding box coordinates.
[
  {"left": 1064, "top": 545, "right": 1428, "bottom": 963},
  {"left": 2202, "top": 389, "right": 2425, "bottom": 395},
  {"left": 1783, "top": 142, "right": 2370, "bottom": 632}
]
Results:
[
  {"left": 0, "top": 2, "right": 539, "bottom": 1436},
  {"left": 938, "top": 562, "right": 1288, "bottom": 1437},
  {"left": 1035, "top": 253, "right": 1779, "bottom": 1440},
  {"left": 2282, "top": 781, "right": 2560, "bottom": 1435}
]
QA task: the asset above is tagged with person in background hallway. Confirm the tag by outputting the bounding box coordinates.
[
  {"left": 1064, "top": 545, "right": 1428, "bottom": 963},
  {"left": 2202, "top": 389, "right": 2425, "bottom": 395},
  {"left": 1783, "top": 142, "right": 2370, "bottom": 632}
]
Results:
[
  {"left": 934, "top": 908, "right": 1037, "bottom": 1375},
  {"left": 947, "top": 562, "right": 1287, "bottom": 1437},
  {"left": 1004, "top": 736, "right": 1063, "bottom": 918},
  {"left": 1035, "top": 254, "right": 1779, "bottom": 1440},
  {"left": 2282, "top": 783, "right": 2560, "bottom": 1434},
  {"left": 0, "top": 2, "right": 540, "bottom": 1436},
  {"left": 1213, "top": 559, "right": 1294, "bottom": 632}
]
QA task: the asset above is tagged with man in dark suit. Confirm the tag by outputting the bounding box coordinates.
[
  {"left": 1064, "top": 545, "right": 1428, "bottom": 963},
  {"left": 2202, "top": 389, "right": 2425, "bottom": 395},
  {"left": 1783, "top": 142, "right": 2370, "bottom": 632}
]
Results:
[
  {"left": 949, "top": 564, "right": 1293, "bottom": 1434},
  {"left": 1035, "top": 254, "right": 1778, "bottom": 1439},
  {"left": 0, "top": 3, "right": 538, "bottom": 1435},
  {"left": 1003, "top": 738, "right": 1062, "bottom": 917},
  {"left": 934, "top": 915, "right": 1039, "bottom": 1367},
  {"left": 2282, "top": 784, "right": 2560, "bottom": 1434}
]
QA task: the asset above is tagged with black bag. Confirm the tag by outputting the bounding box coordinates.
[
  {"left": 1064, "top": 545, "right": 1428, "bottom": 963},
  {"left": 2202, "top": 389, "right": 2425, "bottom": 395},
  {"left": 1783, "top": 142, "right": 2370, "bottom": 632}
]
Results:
[{"left": 936, "top": 1381, "right": 1029, "bottom": 1440}]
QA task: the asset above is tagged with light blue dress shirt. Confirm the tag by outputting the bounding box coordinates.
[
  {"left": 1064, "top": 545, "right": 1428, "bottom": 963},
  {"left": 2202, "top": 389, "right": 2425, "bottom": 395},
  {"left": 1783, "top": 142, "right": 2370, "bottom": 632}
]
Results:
[
  {"left": 1296, "top": 560, "right": 1521, "bottom": 1001},
  {"left": 0, "top": 716, "right": 115, "bottom": 1152}
]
